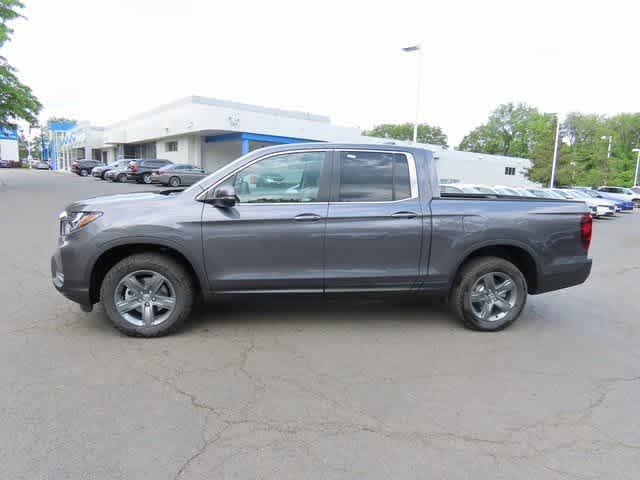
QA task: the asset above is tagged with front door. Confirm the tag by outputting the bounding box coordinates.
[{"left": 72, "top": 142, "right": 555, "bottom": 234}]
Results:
[
  {"left": 201, "top": 150, "right": 331, "bottom": 292},
  {"left": 324, "top": 150, "right": 423, "bottom": 291}
]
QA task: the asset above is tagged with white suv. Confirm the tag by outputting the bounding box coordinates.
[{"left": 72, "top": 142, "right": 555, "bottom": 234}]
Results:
[{"left": 598, "top": 186, "right": 640, "bottom": 207}]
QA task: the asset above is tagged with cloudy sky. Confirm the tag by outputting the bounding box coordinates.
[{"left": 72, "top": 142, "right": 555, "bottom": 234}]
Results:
[{"left": 5, "top": 0, "right": 640, "bottom": 145}]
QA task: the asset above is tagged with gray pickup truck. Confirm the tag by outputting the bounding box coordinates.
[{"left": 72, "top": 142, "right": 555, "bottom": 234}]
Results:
[{"left": 52, "top": 143, "right": 593, "bottom": 337}]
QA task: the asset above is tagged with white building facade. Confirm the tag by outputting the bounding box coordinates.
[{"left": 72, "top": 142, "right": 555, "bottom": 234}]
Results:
[
  {"left": 53, "top": 95, "right": 535, "bottom": 187},
  {"left": 0, "top": 127, "right": 19, "bottom": 163}
]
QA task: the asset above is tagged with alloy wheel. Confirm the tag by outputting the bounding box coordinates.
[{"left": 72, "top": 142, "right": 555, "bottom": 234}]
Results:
[
  {"left": 113, "top": 270, "right": 176, "bottom": 327},
  {"left": 469, "top": 272, "right": 518, "bottom": 322}
]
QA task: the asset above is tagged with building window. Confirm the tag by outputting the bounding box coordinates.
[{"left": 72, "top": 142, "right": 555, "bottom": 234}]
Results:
[
  {"left": 505, "top": 167, "right": 516, "bottom": 176},
  {"left": 165, "top": 141, "right": 178, "bottom": 152}
]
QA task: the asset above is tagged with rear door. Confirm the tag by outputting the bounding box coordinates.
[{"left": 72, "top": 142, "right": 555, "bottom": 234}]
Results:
[
  {"left": 183, "top": 165, "right": 202, "bottom": 184},
  {"left": 324, "top": 150, "right": 423, "bottom": 291},
  {"left": 201, "top": 149, "right": 331, "bottom": 292}
]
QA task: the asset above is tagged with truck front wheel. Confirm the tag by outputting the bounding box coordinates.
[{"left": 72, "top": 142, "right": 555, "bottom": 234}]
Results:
[
  {"left": 100, "top": 253, "right": 194, "bottom": 337},
  {"left": 450, "top": 256, "right": 527, "bottom": 331}
]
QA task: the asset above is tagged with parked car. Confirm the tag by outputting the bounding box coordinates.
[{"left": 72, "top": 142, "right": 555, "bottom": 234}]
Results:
[
  {"left": 71, "top": 159, "right": 102, "bottom": 177},
  {"left": 105, "top": 167, "right": 130, "bottom": 183},
  {"left": 446, "top": 183, "right": 498, "bottom": 195},
  {"left": 567, "top": 189, "right": 616, "bottom": 216},
  {"left": 127, "top": 159, "right": 172, "bottom": 184},
  {"left": 0, "top": 159, "right": 10, "bottom": 168},
  {"left": 598, "top": 186, "right": 640, "bottom": 208},
  {"left": 52, "top": 143, "right": 593, "bottom": 337},
  {"left": 526, "top": 188, "right": 556, "bottom": 199},
  {"left": 92, "top": 160, "right": 131, "bottom": 180},
  {"left": 466, "top": 185, "right": 499, "bottom": 195},
  {"left": 492, "top": 186, "right": 520, "bottom": 196},
  {"left": 551, "top": 189, "right": 611, "bottom": 217},
  {"left": 34, "top": 161, "right": 51, "bottom": 170},
  {"left": 440, "top": 184, "right": 482, "bottom": 194},
  {"left": 153, "top": 164, "right": 208, "bottom": 187},
  {"left": 576, "top": 188, "right": 629, "bottom": 212}
]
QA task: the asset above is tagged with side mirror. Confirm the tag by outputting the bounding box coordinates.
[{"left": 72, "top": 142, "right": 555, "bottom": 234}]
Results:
[{"left": 210, "top": 185, "right": 237, "bottom": 208}]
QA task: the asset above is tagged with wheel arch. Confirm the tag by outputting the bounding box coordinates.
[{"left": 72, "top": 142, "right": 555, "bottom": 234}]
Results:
[
  {"left": 452, "top": 241, "right": 540, "bottom": 294},
  {"left": 89, "top": 241, "right": 204, "bottom": 304}
]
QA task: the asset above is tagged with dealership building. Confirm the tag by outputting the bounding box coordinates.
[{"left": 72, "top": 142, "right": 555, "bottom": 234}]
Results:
[
  {"left": 49, "top": 95, "right": 536, "bottom": 187},
  {"left": 0, "top": 127, "right": 19, "bottom": 163}
]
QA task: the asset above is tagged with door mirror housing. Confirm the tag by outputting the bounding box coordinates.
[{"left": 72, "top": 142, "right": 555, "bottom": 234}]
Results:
[{"left": 210, "top": 185, "right": 237, "bottom": 208}]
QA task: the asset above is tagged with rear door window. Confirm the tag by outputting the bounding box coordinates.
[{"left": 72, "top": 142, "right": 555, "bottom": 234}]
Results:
[{"left": 337, "top": 151, "right": 412, "bottom": 202}]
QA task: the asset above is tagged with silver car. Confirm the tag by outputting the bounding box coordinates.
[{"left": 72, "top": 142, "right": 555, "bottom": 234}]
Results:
[{"left": 153, "top": 164, "right": 208, "bottom": 187}]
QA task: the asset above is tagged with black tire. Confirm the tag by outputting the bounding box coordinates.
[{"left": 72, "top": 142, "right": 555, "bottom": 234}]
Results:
[
  {"left": 79, "top": 169, "right": 88, "bottom": 177},
  {"left": 117, "top": 173, "right": 127, "bottom": 183},
  {"left": 450, "top": 256, "right": 527, "bottom": 331},
  {"left": 168, "top": 176, "right": 180, "bottom": 187},
  {"left": 142, "top": 173, "right": 152, "bottom": 184},
  {"left": 100, "top": 253, "right": 194, "bottom": 337},
  {"left": 101, "top": 171, "right": 108, "bottom": 180}
]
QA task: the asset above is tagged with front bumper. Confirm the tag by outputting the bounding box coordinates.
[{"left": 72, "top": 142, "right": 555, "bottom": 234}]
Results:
[
  {"left": 51, "top": 252, "right": 92, "bottom": 305},
  {"left": 51, "top": 238, "right": 92, "bottom": 306}
]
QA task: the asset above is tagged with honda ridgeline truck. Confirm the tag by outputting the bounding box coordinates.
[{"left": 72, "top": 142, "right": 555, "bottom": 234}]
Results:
[{"left": 52, "top": 144, "right": 593, "bottom": 337}]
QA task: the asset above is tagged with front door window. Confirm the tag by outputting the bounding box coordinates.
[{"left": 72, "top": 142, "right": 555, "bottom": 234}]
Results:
[{"left": 233, "top": 151, "right": 326, "bottom": 203}]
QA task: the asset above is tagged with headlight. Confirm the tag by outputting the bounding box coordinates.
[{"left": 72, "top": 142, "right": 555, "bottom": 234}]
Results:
[{"left": 60, "top": 211, "right": 103, "bottom": 236}]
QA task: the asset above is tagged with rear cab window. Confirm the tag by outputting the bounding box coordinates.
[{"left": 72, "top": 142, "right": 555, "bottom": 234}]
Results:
[{"left": 337, "top": 151, "right": 412, "bottom": 202}]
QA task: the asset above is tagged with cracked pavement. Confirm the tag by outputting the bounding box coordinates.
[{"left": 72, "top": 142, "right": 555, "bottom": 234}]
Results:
[{"left": 1, "top": 169, "right": 639, "bottom": 479}]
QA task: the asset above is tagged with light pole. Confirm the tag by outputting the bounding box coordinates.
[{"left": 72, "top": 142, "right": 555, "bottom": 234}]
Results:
[
  {"left": 549, "top": 115, "right": 561, "bottom": 188},
  {"left": 601, "top": 135, "right": 612, "bottom": 182},
  {"left": 632, "top": 148, "right": 640, "bottom": 187},
  {"left": 402, "top": 44, "right": 422, "bottom": 144}
]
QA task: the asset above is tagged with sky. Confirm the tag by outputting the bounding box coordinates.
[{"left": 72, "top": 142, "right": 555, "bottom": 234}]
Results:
[{"left": 4, "top": 0, "right": 640, "bottom": 146}]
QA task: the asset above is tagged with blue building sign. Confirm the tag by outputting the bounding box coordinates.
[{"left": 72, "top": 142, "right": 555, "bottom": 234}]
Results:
[
  {"left": 0, "top": 126, "right": 18, "bottom": 141},
  {"left": 47, "top": 120, "right": 76, "bottom": 170}
]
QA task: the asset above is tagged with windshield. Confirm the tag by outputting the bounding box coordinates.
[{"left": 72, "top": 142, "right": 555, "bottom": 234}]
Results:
[
  {"left": 460, "top": 186, "right": 481, "bottom": 194},
  {"left": 552, "top": 190, "right": 573, "bottom": 199},
  {"left": 544, "top": 190, "right": 566, "bottom": 199},
  {"left": 580, "top": 190, "right": 599, "bottom": 198},
  {"left": 474, "top": 186, "right": 496, "bottom": 194},
  {"left": 514, "top": 188, "right": 535, "bottom": 197},
  {"left": 529, "top": 189, "right": 551, "bottom": 198},
  {"left": 493, "top": 187, "right": 514, "bottom": 195},
  {"left": 568, "top": 190, "right": 589, "bottom": 199},
  {"left": 622, "top": 188, "right": 634, "bottom": 194}
]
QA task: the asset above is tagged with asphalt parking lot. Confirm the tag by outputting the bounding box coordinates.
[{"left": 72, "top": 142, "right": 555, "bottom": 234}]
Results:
[{"left": 1, "top": 168, "right": 639, "bottom": 479}]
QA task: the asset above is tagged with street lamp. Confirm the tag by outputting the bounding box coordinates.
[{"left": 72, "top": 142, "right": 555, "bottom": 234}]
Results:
[
  {"left": 601, "top": 135, "right": 612, "bottom": 182},
  {"left": 549, "top": 114, "right": 562, "bottom": 188},
  {"left": 632, "top": 148, "right": 640, "bottom": 187},
  {"left": 402, "top": 44, "right": 422, "bottom": 144}
]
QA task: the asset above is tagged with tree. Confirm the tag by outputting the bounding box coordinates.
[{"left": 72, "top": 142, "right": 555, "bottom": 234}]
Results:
[
  {"left": 363, "top": 123, "right": 448, "bottom": 146},
  {"left": 458, "top": 103, "right": 547, "bottom": 158},
  {"left": 0, "top": 0, "right": 42, "bottom": 129}
]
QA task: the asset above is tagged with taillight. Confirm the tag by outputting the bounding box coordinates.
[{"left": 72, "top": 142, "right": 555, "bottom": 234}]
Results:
[{"left": 580, "top": 213, "right": 592, "bottom": 252}]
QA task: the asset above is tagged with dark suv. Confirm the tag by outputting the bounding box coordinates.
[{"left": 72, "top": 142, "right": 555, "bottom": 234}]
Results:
[
  {"left": 71, "top": 160, "right": 102, "bottom": 177},
  {"left": 127, "top": 159, "right": 172, "bottom": 184}
]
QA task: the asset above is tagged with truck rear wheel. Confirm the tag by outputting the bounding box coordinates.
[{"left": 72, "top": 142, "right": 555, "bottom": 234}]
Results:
[
  {"left": 450, "top": 256, "right": 527, "bottom": 331},
  {"left": 100, "top": 253, "right": 194, "bottom": 337}
]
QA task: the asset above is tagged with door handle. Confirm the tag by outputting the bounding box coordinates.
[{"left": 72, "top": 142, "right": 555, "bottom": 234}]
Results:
[
  {"left": 391, "top": 211, "right": 418, "bottom": 219},
  {"left": 293, "top": 213, "right": 322, "bottom": 222}
]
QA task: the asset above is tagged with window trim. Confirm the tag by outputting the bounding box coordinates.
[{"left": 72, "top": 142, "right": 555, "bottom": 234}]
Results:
[
  {"left": 196, "top": 149, "right": 332, "bottom": 205},
  {"left": 330, "top": 149, "right": 419, "bottom": 204},
  {"left": 165, "top": 141, "right": 178, "bottom": 152}
]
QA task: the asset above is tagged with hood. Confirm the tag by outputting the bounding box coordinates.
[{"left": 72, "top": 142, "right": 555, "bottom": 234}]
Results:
[{"left": 65, "top": 190, "right": 182, "bottom": 213}]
